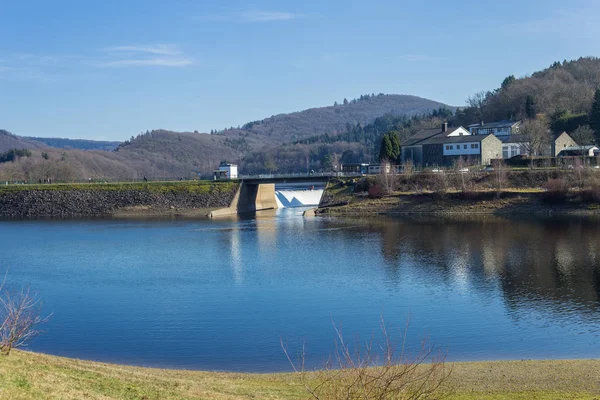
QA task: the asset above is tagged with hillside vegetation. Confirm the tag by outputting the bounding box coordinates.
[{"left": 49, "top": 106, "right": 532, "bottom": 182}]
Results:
[
  {"left": 0, "top": 94, "right": 448, "bottom": 181},
  {"left": 0, "top": 130, "right": 47, "bottom": 153},
  {"left": 3, "top": 57, "right": 600, "bottom": 181},
  {"left": 25, "top": 137, "right": 121, "bottom": 151}
]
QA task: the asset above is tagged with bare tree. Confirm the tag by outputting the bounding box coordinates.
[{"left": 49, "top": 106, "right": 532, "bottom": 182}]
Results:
[
  {"left": 571, "top": 125, "right": 596, "bottom": 146},
  {"left": 0, "top": 274, "right": 49, "bottom": 355},
  {"left": 520, "top": 119, "right": 552, "bottom": 168},
  {"left": 282, "top": 317, "right": 450, "bottom": 400},
  {"left": 377, "top": 160, "right": 396, "bottom": 195}
]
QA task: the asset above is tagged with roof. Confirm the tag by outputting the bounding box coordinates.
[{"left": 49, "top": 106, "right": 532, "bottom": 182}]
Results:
[
  {"left": 422, "top": 133, "right": 494, "bottom": 145},
  {"left": 468, "top": 120, "right": 520, "bottom": 129},
  {"left": 401, "top": 126, "right": 462, "bottom": 146},
  {"left": 499, "top": 134, "right": 530, "bottom": 144},
  {"left": 562, "top": 145, "right": 599, "bottom": 151}
]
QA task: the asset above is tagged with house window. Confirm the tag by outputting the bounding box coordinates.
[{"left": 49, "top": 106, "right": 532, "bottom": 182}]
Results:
[
  {"left": 473, "top": 143, "right": 479, "bottom": 149},
  {"left": 503, "top": 148, "right": 509, "bottom": 158},
  {"left": 464, "top": 145, "right": 467, "bottom": 149},
  {"left": 445, "top": 145, "right": 450, "bottom": 150}
]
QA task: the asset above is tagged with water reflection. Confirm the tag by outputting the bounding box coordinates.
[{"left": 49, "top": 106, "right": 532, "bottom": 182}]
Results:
[
  {"left": 1, "top": 213, "right": 600, "bottom": 371},
  {"left": 344, "top": 216, "right": 600, "bottom": 321}
]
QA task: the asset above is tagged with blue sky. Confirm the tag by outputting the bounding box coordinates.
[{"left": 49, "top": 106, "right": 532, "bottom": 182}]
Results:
[{"left": 1, "top": 0, "right": 600, "bottom": 141}]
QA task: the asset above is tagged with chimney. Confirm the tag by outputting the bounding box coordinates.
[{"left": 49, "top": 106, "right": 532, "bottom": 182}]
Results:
[{"left": 441, "top": 122, "right": 448, "bottom": 133}]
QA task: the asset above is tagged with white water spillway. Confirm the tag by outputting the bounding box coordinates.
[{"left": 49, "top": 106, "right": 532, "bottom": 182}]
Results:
[{"left": 274, "top": 182, "right": 325, "bottom": 208}]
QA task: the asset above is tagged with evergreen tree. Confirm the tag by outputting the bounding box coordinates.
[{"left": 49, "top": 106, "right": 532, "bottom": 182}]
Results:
[
  {"left": 389, "top": 131, "right": 400, "bottom": 160},
  {"left": 379, "top": 134, "right": 393, "bottom": 161},
  {"left": 591, "top": 88, "right": 600, "bottom": 138},
  {"left": 525, "top": 95, "right": 537, "bottom": 119},
  {"left": 501, "top": 75, "right": 516, "bottom": 89},
  {"left": 343, "top": 98, "right": 349, "bottom": 106}
]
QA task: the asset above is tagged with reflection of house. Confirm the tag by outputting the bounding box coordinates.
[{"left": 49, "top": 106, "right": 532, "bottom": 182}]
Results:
[
  {"left": 558, "top": 145, "right": 600, "bottom": 157},
  {"left": 213, "top": 163, "right": 238, "bottom": 180},
  {"left": 469, "top": 120, "right": 521, "bottom": 136},
  {"left": 400, "top": 123, "right": 502, "bottom": 167}
]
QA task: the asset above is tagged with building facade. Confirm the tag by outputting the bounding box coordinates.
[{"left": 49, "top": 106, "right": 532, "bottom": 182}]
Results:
[{"left": 400, "top": 124, "right": 502, "bottom": 167}]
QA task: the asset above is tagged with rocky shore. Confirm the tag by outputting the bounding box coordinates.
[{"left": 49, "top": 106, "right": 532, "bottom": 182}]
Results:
[{"left": 0, "top": 182, "right": 239, "bottom": 218}]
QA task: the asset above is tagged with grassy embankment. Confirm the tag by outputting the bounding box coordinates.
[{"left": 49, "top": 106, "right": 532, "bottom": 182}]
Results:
[
  {"left": 0, "top": 180, "right": 239, "bottom": 195},
  {"left": 0, "top": 351, "right": 599, "bottom": 399}
]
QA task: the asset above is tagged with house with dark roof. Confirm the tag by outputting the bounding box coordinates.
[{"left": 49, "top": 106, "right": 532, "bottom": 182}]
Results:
[
  {"left": 401, "top": 123, "right": 502, "bottom": 167},
  {"left": 469, "top": 120, "right": 521, "bottom": 136},
  {"left": 469, "top": 120, "right": 578, "bottom": 159},
  {"left": 557, "top": 145, "right": 600, "bottom": 157}
]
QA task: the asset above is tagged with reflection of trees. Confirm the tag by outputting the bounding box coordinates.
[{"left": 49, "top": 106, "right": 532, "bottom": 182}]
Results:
[{"left": 334, "top": 216, "right": 600, "bottom": 321}]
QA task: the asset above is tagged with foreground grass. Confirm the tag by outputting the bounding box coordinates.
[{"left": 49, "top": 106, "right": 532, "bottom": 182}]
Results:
[
  {"left": 0, "top": 180, "right": 239, "bottom": 195},
  {"left": 0, "top": 351, "right": 599, "bottom": 399}
]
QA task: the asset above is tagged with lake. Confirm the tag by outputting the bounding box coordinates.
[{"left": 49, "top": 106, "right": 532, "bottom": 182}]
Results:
[{"left": 1, "top": 209, "right": 600, "bottom": 372}]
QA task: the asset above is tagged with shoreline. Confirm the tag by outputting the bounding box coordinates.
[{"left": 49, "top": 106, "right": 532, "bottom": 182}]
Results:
[
  {"left": 317, "top": 190, "right": 600, "bottom": 217},
  {"left": 2, "top": 350, "right": 599, "bottom": 399}
]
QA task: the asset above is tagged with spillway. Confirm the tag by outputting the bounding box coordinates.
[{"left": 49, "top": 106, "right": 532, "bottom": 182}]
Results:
[{"left": 274, "top": 183, "right": 324, "bottom": 208}]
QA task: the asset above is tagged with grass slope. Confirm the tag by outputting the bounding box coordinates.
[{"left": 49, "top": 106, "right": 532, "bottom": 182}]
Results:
[
  {"left": 0, "top": 351, "right": 598, "bottom": 400},
  {"left": 0, "top": 180, "right": 239, "bottom": 194}
]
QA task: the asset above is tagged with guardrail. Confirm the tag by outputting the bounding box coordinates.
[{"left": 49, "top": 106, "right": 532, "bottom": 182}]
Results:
[{"left": 238, "top": 172, "right": 363, "bottom": 180}]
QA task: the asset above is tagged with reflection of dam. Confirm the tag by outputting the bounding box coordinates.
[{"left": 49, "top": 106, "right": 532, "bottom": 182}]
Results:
[{"left": 274, "top": 183, "right": 325, "bottom": 208}]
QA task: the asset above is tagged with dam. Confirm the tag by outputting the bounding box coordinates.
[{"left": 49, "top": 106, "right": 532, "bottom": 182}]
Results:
[
  {"left": 208, "top": 178, "right": 326, "bottom": 217},
  {"left": 274, "top": 182, "right": 325, "bottom": 208}
]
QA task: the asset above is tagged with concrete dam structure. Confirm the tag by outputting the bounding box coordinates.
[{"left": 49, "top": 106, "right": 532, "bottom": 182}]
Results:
[{"left": 208, "top": 180, "right": 325, "bottom": 217}]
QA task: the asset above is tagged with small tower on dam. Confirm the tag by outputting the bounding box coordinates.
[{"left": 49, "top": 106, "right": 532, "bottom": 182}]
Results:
[{"left": 213, "top": 162, "right": 238, "bottom": 180}]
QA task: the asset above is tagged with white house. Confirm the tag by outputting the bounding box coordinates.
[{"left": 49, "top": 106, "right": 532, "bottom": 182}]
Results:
[{"left": 213, "top": 163, "right": 238, "bottom": 180}]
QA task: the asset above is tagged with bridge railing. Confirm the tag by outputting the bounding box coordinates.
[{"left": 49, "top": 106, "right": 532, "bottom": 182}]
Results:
[{"left": 238, "top": 172, "right": 362, "bottom": 180}]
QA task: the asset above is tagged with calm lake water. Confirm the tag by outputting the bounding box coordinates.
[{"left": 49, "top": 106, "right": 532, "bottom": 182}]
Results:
[{"left": 1, "top": 209, "right": 600, "bottom": 372}]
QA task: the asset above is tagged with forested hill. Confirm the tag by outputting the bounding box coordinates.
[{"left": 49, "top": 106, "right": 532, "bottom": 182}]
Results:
[
  {"left": 0, "top": 130, "right": 47, "bottom": 153},
  {"left": 455, "top": 57, "right": 600, "bottom": 128},
  {"left": 25, "top": 137, "right": 121, "bottom": 151},
  {"left": 215, "top": 94, "right": 451, "bottom": 144}
]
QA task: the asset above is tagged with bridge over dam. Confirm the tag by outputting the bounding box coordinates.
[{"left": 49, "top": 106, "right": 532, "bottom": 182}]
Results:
[{"left": 208, "top": 173, "right": 358, "bottom": 217}]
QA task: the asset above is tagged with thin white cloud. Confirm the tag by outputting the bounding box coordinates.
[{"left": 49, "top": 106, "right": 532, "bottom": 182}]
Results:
[
  {"left": 103, "top": 44, "right": 180, "bottom": 56},
  {"left": 506, "top": 7, "right": 600, "bottom": 38},
  {"left": 198, "top": 10, "right": 300, "bottom": 23},
  {"left": 98, "top": 58, "right": 193, "bottom": 67},
  {"left": 98, "top": 44, "right": 193, "bottom": 68},
  {"left": 239, "top": 11, "right": 297, "bottom": 22}
]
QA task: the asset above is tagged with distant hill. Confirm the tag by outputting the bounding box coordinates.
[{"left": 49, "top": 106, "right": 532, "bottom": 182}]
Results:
[
  {"left": 217, "top": 94, "right": 451, "bottom": 144},
  {"left": 25, "top": 137, "right": 121, "bottom": 151},
  {"left": 0, "top": 93, "right": 452, "bottom": 180},
  {"left": 0, "top": 130, "right": 48, "bottom": 153}
]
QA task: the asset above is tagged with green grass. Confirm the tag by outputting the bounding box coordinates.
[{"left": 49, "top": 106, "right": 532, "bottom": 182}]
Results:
[
  {"left": 0, "top": 351, "right": 598, "bottom": 399},
  {"left": 0, "top": 180, "right": 239, "bottom": 195}
]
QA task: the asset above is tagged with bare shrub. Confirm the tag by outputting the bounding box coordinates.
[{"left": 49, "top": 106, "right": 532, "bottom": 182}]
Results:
[
  {"left": 542, "top": 178, "right": 570, "bottom": 203},
  {"left": 0, "top": 273, "right": 49, "bottom": 355},
  {"left": 402, "top": 160, "right": 415, "bottom": 179},
  {"left": 368, "top": 184, "right": 384, "bottom": 199},
  {"left": 581, "top": 178, "right": 600, "bottom": 203},
  {"left": 491, "top": 160, "right": 507, "bottom": 195},
  {"left": 282, "top": 318, "right": 450, "bottom": 400},
  {"left": 431, "top": 170, "right": 449, "bottom": 198},
  {"left": 572, "top": 158, "right": 591, "bottom": 190}
]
